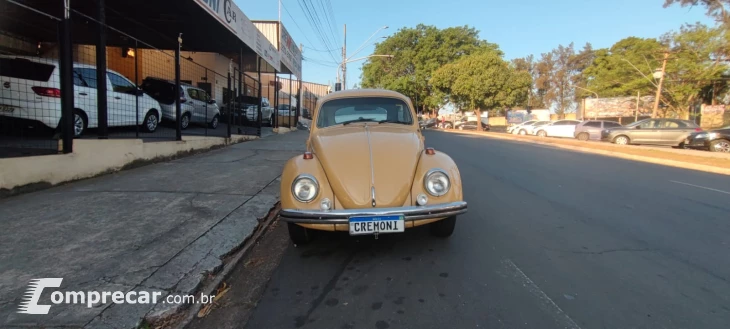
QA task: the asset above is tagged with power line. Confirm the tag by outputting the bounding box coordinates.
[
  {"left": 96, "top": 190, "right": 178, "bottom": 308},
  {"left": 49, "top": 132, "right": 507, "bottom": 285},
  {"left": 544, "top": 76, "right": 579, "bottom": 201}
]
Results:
[
  {"left": 280, "top": 1, "right": 339, "bottom": 68},
  {"left": 297, "top": 0, "right": 340, "bottom": 64}
]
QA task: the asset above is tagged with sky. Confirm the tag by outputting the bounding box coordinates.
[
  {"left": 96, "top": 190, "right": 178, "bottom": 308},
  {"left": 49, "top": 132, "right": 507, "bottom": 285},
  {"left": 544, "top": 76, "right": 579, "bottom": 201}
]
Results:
[{"left": 236, "top": 0, "right": 714, "bottom": 89}]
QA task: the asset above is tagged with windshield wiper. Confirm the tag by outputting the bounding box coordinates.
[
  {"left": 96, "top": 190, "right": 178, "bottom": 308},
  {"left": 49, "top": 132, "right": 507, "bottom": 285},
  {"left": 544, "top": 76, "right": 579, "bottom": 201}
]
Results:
[
  {"left": 378, "top": 120, "right": 410, "bottom": 125},
  {"left": 341, "top": 118, "right": 377, "bottom": 125}
]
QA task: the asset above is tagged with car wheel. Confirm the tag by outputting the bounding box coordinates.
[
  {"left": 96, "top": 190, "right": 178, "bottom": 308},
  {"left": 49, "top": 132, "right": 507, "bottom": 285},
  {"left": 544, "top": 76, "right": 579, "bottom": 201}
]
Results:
[
  {"left": 287, "top": 223, "right": 312, "bottom": 245},
  {"left": 537, "top": 130, "right": 547, "bottom": 137},
  {"left": 73, "top": 109, "right": 87, "bottom": 138},
  {"left": 268, "top": 114, "right": 274, "bottom": 127},
  {"left": 209, "top": 114, "right": 219, "bottom": 129},
  {"left": 519, "top": 129, "right": 527, "bottom": 135},
  {"left": 710, "top": 139, "right": 730, "bottom": 152},
  {"left": 180, "top": 113, "right": 191, "bottom": 130},
  {"left": 430, "top": 216, "right": 456, "bottom": 238},
  {"left": 613, "top": 135, "right": 630, "bottom": 145},
  {"left": 143, "top": 110, "right": 159, "bottom": 133},
  {"left": 577, "top": 132, "right": 589, "bottom": 141},
  {"left": 458, "top": 126, "right": 463, "bottom": 130},
  {"left": 672, "top": 142, "right": 685, "bottom": 149}
]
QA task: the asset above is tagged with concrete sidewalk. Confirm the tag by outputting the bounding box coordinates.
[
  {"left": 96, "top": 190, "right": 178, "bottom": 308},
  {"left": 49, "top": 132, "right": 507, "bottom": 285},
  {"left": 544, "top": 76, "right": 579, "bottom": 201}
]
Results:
[{"left": 0, "top": 131, "right": 308, "bottom": 328}]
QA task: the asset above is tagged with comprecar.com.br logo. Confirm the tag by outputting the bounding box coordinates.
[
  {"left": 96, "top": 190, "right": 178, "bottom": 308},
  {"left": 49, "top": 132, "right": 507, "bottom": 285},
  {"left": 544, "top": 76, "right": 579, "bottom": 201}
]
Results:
[{"left": 18, "top": 278, "right": 214, "bottom": 315}]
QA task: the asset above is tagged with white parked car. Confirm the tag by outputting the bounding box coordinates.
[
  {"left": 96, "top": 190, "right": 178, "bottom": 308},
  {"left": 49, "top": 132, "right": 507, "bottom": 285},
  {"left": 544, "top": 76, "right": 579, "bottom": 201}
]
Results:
[
  {"left": 0, "top": 56, "right": 163, "bottom": 137},
  {"left": 507, "top": 120, "right": 537, "bottom": 134},
  {"left": 533, "top": 120, "right": 582, "bottom": 138},
  {"left": 518, "top": 120, "right": 552, "bottom": 135}
]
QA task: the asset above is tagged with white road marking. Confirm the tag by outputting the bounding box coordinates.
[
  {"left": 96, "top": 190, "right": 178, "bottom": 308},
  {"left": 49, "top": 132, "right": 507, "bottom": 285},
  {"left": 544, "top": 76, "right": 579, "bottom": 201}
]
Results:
[
  {"left": 502, "top": 259, "right": 582, "bottom": 329},
  {"left": 670, "top": 180, "right": 730, "bottom": 195}
]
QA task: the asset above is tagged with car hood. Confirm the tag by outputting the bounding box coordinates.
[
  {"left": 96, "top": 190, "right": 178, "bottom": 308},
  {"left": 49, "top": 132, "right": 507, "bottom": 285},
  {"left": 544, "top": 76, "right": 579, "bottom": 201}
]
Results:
[{"left": 311, "top": 124, "right": 423, "bottom": 209}]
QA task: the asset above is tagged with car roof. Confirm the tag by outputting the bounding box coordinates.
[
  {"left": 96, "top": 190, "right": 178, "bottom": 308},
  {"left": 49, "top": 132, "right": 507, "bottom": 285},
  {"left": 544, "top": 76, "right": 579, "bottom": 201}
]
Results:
[
  {"left": 318, "top": 89, "right": 413, "bottom": 105},
  {"left": 143, "top": 76, "right": 196, "bottom": 88}
]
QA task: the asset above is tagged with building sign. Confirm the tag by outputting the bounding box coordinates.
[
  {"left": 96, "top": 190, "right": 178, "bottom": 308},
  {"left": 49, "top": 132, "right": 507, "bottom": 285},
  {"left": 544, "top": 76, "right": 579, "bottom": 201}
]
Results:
[
  {"left": 585, "top": 96, "right": 654, "bottom": 118},
  {"left": 194, "top": 0, "right": 280, "bottom": 70},
  {"left": 254, "top": 31, "right": 281, "bottom": 71},
  {"left": 279, "top": 24, "right": 302, "bottom": 78},
  {"left": 701, "top": 104, "right": 725, "bottom": 115}
]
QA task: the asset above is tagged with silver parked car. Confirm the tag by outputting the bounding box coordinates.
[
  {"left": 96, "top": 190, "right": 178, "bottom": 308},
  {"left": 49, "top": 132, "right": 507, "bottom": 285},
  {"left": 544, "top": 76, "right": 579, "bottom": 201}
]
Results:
[
  {"left": 574, "top": 120, "right": 622, "bottom": 141},
  {"left": 141, "top": 77, "right": 220, "bottom": 129},
  {"left": 601, "top": 118, "right": 702, "bottom": 147}
]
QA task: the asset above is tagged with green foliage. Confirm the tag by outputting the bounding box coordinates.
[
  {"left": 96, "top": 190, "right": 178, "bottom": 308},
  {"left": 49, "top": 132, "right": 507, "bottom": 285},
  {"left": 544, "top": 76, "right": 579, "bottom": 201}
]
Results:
[
  {"left": 431, "top": 51, "right": 532, "bottom": 113},
  {"left": 582, "top": 37, "right": 664, "bottom": 98},
  {"left": 661, "top": 23, "right": 729, "bottom": 117},
  {"left": 360, "top": 24, "right": 500, "bottom": 113}
]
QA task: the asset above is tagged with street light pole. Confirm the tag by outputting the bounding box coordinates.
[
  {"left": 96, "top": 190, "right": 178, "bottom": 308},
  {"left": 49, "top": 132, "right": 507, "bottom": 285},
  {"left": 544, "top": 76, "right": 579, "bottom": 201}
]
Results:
[{"left": 342, "top": 24, "right": 347, "bottom": 90}]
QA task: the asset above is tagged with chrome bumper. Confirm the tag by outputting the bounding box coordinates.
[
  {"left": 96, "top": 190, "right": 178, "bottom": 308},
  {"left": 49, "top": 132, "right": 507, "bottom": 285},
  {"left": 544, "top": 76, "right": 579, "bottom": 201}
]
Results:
[{"left": 280, "top": 201, "right": 468, "bottom": 224}]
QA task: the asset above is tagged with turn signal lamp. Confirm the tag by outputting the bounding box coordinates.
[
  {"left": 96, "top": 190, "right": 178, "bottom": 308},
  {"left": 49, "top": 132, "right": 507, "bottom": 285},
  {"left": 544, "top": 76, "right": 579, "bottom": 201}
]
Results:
[
  {"left": 425, "top": 147, "right": 436, "bottom": 155},
  {"left": 303, "top": 152, "right": 313, "bottom": 160}
]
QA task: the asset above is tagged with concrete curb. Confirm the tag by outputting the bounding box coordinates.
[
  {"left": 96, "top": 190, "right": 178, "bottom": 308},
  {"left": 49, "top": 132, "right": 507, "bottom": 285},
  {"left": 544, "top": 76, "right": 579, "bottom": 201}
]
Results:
[
  {"left": 166, "top": 203, "right": 282, "bottom": 329},
  {"left": 445, "top": 130, "right": 730, "bottom": 176}
]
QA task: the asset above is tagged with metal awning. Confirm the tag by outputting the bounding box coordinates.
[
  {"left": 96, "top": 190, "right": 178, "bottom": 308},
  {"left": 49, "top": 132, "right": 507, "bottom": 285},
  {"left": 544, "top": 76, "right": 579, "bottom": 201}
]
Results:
[{"left": 0, "top": 0, "right": 279, "bottom": 73}]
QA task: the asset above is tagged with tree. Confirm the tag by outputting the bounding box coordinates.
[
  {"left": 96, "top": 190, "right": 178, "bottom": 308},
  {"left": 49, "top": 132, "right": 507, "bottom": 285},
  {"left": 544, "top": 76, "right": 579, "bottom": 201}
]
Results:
[
  {"left": 581, "top": 37, "right": 664, "bottom": 98},
  {"left": 431, "top": 51, "right": 532, "bottom": 121},
  {"left": 660, "top": 23, "right": 729, "bottom": 118},
  {"left": 512, "top": 55, "right": 547, "bottom": 109},
  {"left": 664, "top": 0, "right": 730, "bottom": 25},
  {"left": 360, "top": 24, "right": 501, "bottom": 114}
]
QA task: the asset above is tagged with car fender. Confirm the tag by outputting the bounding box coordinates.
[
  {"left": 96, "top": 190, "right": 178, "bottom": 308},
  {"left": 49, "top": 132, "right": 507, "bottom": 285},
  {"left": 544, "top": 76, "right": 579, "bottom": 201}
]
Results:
[
  {"left": 280, "top": 153, "right": 335, "bottom": 210},
  {"left": 410, "top": 149, "right": 463, "bottom": 205}
]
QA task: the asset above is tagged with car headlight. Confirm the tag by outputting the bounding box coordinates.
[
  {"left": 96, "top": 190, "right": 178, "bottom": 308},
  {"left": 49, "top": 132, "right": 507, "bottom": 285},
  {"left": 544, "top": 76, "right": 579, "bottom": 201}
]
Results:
[
  {"left": 708, "top": 132, "right": 718, "bottom": 139},
  {"left": 292, "top": 174, "right": 319, "bottom": 203},
  {"left": 695, "top": 133, "right": 708, "bottom": 139},
  {"left": 424, "top": 169, "right": 450, "bottom": 197}
]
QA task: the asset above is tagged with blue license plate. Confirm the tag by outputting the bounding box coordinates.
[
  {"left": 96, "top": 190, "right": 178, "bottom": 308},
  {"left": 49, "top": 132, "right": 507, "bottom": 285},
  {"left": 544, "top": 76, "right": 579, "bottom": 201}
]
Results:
[{"left": 348, "top": 215, "right": 405, "bottom": 235}]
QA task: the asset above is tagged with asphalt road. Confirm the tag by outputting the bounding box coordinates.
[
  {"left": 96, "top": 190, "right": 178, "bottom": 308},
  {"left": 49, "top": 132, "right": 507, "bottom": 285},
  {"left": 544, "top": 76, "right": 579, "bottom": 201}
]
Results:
[{"left": 191, "top": 130, "right": 730, "bottom": 329}]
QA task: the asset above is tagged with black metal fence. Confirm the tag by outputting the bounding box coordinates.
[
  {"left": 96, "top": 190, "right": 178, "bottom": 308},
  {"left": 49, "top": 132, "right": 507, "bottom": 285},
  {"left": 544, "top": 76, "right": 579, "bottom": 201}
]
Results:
[
  {"left": 0, "top": 2, "right": 65, "bottom": 158},
  {"left": 0, "top": 0, "right": 264, "bottom": 159}
]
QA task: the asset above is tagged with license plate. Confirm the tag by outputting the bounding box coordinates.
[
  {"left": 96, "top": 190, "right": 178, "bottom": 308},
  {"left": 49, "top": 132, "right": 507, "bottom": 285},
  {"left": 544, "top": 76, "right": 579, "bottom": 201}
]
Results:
[
  {"left": 349, "top": 215, "right": 405, "bottom": 236},
  {"left": 0, "top": 105, "right": 14, "bottom": 113}
]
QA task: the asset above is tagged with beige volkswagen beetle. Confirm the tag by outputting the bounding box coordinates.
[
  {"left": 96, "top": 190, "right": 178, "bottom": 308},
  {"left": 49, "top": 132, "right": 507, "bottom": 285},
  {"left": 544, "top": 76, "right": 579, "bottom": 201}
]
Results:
[{"left": 279, "top": 89, "right": 467, "bottom": 244}]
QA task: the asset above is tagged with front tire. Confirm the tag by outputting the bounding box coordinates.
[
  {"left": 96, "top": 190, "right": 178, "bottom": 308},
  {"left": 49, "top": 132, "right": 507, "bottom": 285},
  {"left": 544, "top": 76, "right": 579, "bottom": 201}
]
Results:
[
  {"left": 143, "top": 110, "right": 159, "bottom": 133},
  {"left": 180, "top": 113, "right": 191, "bottom": 130},
  {"left": 73, "top": 109, "right": 87, "bottom": 138},
  {"left": 288, "top": 223, "right": 312, "bottom": 245},
  {"left": 613, "top": 135, "right": 630, "bottom": 145},
  {"left": 519, "top": 129, "right": 527, "bottom": 135},
  {"left": 577, "top": 132, "right": 589, "bottom": 141},
  {"left": 209, "top": 114, "right": 219, "bottom": 129},
  {"left": 710, "top": 139, "right": 730, "bottom": 152},
  {"left": 430, "top": 216, "right": 456, "bottom": 238},
  {"left": 537, "top": 130, "right": 547, "bottom": 137}
]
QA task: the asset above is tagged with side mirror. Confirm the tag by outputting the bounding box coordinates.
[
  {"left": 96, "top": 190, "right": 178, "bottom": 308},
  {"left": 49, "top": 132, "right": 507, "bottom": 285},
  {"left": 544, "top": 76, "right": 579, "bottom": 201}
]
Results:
[
  {"left": 208, "top": 99, "right": 216, "bottom": 104},
  {"left": 635, "top": 126, "right": 641, "bottom": 130},
  {"left": 136, "top": 88, "right": 145, "bottom": 96}
]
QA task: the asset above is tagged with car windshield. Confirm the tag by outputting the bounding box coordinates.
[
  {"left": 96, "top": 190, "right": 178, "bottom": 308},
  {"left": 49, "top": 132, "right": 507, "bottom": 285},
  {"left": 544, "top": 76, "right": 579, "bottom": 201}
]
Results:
[
  {"left": 316, "top": 97, "right": 414, "bottom": 128},
  {"left": 624, "top": 119, "right": 648, "bottom": 128}
]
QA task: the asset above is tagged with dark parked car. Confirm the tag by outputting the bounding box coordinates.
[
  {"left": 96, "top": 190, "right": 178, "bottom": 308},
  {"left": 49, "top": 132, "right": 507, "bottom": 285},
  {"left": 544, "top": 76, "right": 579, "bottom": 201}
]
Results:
[
  {"left": 574, "top": 120, "right": 622, "bottom": 141},
  {"left": 684, "top": 125, "right": 730, "bottom": 152},
  {"left": 601, "top": 118, "right": 702, "bottom": 147},
  {"left": 420, "top": 117, "right": 438, "bottom": 129},
  {"left": 457, "top": 118, "right": 490, "bottom": 131}
]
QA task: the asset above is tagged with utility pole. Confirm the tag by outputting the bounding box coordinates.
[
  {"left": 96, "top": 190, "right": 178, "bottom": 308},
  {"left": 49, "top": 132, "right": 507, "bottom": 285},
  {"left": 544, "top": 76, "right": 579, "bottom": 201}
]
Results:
[
  {"left": 634, "top": 91, "right": 641, "bottom": 122},
  {"left": 342, "top": 24, "right": 347, "bottom": 90},
  {"left": 652, "top": 51, "right": 669, "bottom": 118}
]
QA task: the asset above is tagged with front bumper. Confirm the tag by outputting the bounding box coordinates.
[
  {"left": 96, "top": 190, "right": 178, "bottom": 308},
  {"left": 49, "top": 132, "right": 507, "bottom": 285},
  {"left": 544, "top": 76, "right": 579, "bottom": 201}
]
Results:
[
  {"left": 280, "top": 201, "right": 468, "bottom": 224},
  {"left": 684, "top": 136, "right": 709, "bottom": 150}
]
